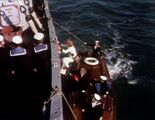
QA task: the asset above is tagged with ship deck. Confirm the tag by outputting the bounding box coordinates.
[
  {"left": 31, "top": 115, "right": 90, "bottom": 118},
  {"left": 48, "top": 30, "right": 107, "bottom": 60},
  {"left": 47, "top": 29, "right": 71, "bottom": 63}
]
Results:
[{"left": 0, "top": 1, "right": 51, "bottom": 120}]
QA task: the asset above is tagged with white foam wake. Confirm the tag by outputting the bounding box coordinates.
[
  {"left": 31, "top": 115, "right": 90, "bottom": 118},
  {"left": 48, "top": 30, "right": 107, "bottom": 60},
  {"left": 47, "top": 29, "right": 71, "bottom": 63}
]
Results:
[
  {"left": 104, "top": 28, "right": 137, "bottom": 80},
  {"left": 105, "top": 45, "right": 137, "bottom": 80}
]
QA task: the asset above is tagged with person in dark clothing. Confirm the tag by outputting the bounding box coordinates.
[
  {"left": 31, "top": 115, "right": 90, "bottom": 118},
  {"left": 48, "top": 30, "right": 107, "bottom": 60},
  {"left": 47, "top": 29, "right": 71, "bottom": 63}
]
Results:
[
  {"left": 92, "top": 75, "right": 110, "bottom": 96},
  {"left": 69, "top": 67, "right": 89, "bottom": 92},
  {"left": 84, "top": 40, "right": 103, "bottom": 57},
  {"left": 100, "top": 80, "right": 110, "bottom": 95},
  {"left": 79, "top": 67, "right": 89, "bottom": 91},
  {"left": 70, "top": 67, "right": 93, "bottom": 92}
]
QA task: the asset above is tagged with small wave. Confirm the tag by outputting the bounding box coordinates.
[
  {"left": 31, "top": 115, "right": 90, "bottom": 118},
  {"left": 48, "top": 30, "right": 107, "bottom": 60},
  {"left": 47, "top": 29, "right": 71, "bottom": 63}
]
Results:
[
  {"left": 105, "top": 43, "right": 137, "bottom": 80},
  {"left": 104, "top": 25, "right": 137, "bottom": 80}
]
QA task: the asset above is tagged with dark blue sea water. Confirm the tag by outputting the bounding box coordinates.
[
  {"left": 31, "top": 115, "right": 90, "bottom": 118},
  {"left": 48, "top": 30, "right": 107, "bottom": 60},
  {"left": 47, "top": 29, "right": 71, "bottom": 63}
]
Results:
[
  {"left": 50, "top": 0, "right": 155, "bottom": 81},
  {"left": 49, "top": 1, "right": 155, "bottom": 120}
]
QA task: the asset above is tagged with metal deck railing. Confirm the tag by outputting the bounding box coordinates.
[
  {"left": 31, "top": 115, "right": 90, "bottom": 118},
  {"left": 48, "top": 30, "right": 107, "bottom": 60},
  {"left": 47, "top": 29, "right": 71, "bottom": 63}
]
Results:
[{"left": 43, "top": 0, "right": 63, "bottom": 120}]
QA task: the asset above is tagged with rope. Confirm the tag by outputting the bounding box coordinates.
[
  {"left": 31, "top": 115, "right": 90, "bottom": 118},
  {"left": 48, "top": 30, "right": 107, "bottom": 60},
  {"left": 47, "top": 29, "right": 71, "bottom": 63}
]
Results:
[
  {"left": 43, "top": 90, "right": 78, "bottom": 120},
  {"left": 61, "top": 92, "right": 78, "bottom": 120},
  {"left": 53, "top": 20, "right": 92, "bottom": 52},
  {"left": 53, "top": 20, "right": 84, "bottom": 44},
  {"left": 53, "top": 20, "right": 90, "bottom": 46}
]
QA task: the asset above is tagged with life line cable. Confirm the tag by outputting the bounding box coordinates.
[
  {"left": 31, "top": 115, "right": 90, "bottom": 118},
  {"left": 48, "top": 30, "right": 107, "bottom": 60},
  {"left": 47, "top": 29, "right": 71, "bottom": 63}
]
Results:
[
  {"left": 53, "top": 20, "right": 91, "bottom": 51},
  {"left": 53, "top": 20, "right": 107, "bottom": 60}
]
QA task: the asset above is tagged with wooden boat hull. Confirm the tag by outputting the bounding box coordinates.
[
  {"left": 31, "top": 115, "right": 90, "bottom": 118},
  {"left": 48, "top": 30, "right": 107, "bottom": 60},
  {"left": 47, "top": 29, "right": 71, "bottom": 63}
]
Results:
[{"left": 61, "top": 53, "right": 116, "bottom": 120}]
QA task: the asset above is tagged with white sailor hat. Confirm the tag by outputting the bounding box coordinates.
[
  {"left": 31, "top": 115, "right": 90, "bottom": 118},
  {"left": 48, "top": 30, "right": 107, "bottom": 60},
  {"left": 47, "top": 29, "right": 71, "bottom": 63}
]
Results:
[
  {"left": 95, "top": 40, "right": 99, "bottom": 43},
  {"left": 34, "top": 32, "right": 44, "bottom": 41},
  {"left": 100, "top": 75, "right": 107, "bottom": 81},
  {"left": 94, "top": 93, "right": 101, "bottom": 101},
  {"left": 0, "top": 35, "right": 4, "bottom": 42},
  {"left": 12, "top": 36, "right": 22, "bottom": 44}
]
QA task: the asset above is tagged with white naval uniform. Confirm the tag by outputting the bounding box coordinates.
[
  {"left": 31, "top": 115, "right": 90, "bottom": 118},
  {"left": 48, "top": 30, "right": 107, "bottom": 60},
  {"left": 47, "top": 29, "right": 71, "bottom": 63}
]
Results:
[{"left": 60, "top": 46, "right": 77, "bottom": 75}]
